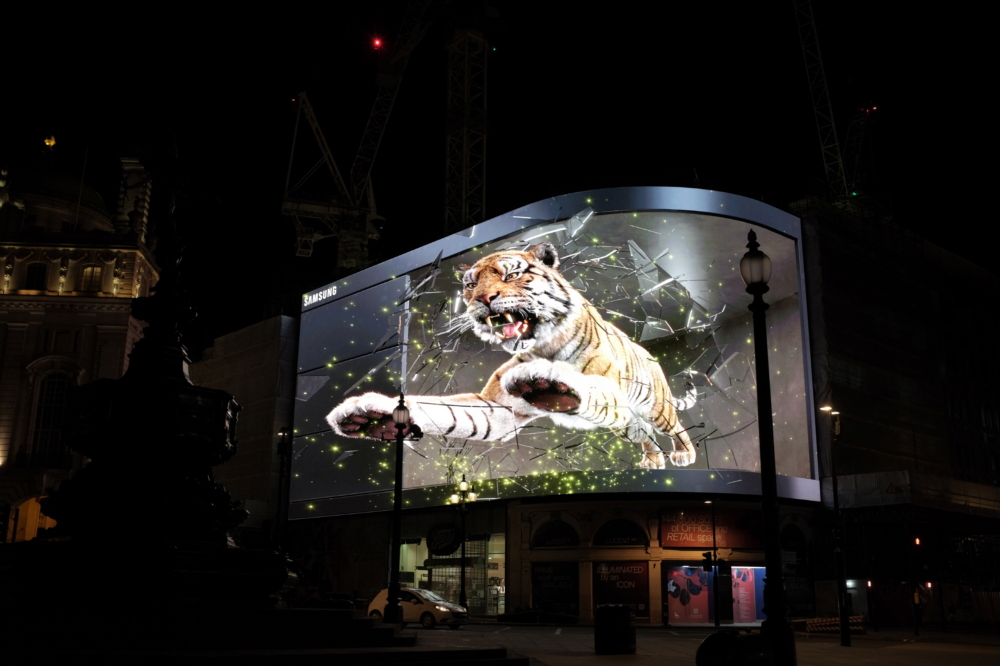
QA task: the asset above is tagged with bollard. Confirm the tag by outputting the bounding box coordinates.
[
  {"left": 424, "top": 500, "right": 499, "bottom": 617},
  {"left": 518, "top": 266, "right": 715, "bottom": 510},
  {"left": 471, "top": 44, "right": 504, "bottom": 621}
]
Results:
[{"left": 594, "top": 604, "right": 636, "bottom": 655}]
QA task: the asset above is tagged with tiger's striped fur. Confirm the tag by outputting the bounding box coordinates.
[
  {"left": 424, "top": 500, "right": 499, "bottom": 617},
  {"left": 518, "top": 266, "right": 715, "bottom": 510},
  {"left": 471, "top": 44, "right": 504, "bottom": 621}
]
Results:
[{"left": 326, "top": 242, "right": 697, "bottom": 468}]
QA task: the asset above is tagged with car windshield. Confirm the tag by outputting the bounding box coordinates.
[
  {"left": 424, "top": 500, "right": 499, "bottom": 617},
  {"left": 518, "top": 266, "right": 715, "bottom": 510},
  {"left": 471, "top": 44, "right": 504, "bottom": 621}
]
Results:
[{"left": 415, "top": 590, "right": 446, "bottom": 602}]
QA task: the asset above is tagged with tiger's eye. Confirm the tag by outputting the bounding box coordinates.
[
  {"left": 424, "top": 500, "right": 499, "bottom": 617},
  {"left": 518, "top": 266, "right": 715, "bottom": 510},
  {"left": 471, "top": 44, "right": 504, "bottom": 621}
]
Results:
[
  {"left": 465, "top": 283, "right": 476, "bottom": 289},
  {"left": 505, "top": 272, "right": 521, "bottom": 281}
]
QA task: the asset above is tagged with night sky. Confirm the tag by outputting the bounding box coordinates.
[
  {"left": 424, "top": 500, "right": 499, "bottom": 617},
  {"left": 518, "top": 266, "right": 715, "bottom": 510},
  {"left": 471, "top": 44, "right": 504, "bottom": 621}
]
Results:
[{"left": 1, "top": 2, "right": 990, "bottom": 353}]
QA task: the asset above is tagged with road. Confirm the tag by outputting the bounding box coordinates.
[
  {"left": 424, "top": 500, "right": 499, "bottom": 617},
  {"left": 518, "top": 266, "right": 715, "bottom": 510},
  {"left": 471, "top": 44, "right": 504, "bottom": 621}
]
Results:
[{"left": 417, "top": 623, "right": 1000, "bottom": 666}]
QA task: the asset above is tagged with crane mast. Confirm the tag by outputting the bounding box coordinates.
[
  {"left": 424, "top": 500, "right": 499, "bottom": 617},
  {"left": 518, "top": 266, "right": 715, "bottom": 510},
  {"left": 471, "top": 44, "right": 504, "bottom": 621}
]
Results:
[
  {"left": 793, "top": 0, "right": 849, "bottom": 203},
  {"left": 281, "top": 0, "right": 443, "bottom": 261}
]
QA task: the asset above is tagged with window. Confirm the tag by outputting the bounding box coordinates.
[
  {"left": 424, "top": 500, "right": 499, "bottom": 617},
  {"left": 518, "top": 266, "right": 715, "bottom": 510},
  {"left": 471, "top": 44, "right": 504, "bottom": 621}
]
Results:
[
  {"left": 80, "top": 265, "right": 102, "bottom": 292},
  {"left": 6, "top": 496, "right": 57, "bottom": 542},
  {"left": 24, "top": 263, "right": 47, "bottom": 291},
  {"left": 30, "top": 372, "right": 72, "bottom": 467}
]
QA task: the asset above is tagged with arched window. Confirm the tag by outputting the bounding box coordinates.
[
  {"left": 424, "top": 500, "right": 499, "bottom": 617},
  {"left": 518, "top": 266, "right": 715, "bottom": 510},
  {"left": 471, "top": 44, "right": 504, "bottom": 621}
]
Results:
[
  {"left": 79, "top": 265, "right": 102, "bottom": 292},
  {"left": 30, "top": 371, "right": 72, "bottom": 467},
  {"left": 592, "top": 518, "right": 649, "bottom": 547},
  {"left": 24, "top": 263, "right": 48, "bottom": 291},
  {"left": 532, "top": 520, "right": 580, "bottom": 548}
]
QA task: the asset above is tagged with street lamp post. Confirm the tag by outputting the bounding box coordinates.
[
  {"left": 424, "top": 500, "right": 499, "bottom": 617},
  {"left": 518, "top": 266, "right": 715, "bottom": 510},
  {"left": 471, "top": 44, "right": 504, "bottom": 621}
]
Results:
[
  {"left": 450, "top": 474, "right": 477, "bottom": 610},
  {"left": 384, "top": 394, "right": 421, "bottom": 623},
  {"left": 740, "top": 230, "right": 796, "bottom": 666},
  {"left": 276, "top": 427, "right": 292, "bottom": 550},
  {"left": 821, "top": 406, "right": 850, "bottom": 647}
]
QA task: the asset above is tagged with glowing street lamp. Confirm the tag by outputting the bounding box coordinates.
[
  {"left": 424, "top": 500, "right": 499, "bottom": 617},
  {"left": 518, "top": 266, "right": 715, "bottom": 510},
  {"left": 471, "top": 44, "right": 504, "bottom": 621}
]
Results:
[
  {"left": 821, "top": 405, "right": 850, "bottom": 647},
  {"left": 740, "top": 230, "right": 796, "bottom": 666},
  {"left": 451, "top": 474, "right": 477, "bottom": 610},
  {"left": 383, "top": 394, "right": 422, "bottom": 623}
]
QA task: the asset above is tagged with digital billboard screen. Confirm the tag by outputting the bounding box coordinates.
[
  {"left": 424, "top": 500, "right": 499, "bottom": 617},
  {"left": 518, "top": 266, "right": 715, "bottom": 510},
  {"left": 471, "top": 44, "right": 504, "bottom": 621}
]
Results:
[{"left": 291, "top": 188, "right": 817, "bottom": 516}]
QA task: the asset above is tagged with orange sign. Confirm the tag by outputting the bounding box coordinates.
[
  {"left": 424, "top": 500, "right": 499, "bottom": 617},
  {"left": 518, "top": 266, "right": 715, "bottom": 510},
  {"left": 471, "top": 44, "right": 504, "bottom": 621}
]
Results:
[{"left": 660, "top": 509, "right": 762, "bottom": 549}]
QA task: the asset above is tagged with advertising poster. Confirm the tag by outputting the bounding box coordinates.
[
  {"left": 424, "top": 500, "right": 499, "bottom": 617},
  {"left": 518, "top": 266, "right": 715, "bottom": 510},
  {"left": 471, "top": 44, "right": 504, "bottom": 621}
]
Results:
[
  {"left": 660, "top": 509, "right": 763, "bottom": 548},
  {"left": 732, "top": 566, "right": 761, "bottom": 623},
  {"left": 290, "top": 199, "right": 812, "bottom": 508},
  {"left": 754, "top": 567, "right": 767, "bottom": 621},
  {"left": 531, "top": 562, "right": 579, "bottom": 614},
  {"left": 665, "top": 567, "right": 712, "bottom": 624},
  {"left": 593, "top": 561, "right": 649, "bottom": 617}
]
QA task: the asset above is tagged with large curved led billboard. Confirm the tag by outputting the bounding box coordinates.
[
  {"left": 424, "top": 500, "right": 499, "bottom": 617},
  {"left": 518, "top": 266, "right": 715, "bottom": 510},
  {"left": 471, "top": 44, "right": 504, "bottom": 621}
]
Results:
[{"left": 291, "top": 188, "right": 818, "bottom": 518}]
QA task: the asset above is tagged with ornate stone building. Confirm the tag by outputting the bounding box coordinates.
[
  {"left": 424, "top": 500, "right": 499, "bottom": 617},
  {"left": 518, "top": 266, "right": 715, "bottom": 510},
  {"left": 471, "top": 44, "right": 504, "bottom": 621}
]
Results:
[{"left": 0, "top": 155, "right": 159, "bottom": 541}]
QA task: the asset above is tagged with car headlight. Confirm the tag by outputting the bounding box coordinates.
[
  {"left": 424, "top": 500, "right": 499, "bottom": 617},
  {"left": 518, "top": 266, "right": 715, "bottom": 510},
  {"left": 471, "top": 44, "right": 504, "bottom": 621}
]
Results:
[{"left": 435, "top": 605, "right": 447, "bottom": 612}]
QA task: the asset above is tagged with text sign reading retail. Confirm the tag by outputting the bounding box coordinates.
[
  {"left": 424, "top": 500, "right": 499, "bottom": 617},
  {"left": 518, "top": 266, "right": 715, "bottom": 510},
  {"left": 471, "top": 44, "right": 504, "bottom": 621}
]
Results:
[{"left": 660, "top": 509, "right": 762, "bottom": 549}]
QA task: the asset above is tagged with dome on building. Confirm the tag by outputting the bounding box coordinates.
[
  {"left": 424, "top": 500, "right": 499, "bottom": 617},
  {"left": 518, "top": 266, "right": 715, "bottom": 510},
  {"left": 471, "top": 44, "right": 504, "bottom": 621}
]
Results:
[
  {"left": 11, "top": 170, "right": 109, "bottom": 214},
  {"left": 6, "top": 161, "right": 114, "bottom": 233}
]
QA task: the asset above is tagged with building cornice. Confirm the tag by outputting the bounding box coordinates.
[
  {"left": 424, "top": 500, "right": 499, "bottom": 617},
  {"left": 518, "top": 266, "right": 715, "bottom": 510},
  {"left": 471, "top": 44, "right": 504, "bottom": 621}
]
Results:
[{"left": 0, "top": 297, "right": 134, "bottom": 313}]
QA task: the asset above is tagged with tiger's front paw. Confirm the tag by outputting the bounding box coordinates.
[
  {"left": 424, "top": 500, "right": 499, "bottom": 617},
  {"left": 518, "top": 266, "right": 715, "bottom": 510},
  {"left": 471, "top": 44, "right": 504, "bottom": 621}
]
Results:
[
  {"left": 669, "top": 450, "right": 697, "bottom": 467},
  {"left": 640, "top": 450, "right": 666, "bottom": 469},
  {"left": 326, "top": 393, "right": 409, "bottom": 440},
  {"left": 507, "top": 377, "right": 581, "bottom": 413}
]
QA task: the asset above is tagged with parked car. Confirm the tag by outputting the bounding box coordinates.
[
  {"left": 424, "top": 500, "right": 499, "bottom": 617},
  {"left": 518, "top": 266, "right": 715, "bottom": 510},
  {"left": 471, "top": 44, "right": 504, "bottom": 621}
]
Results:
[{"left": 368, "top": 588, "right": 468, "bottom": 629}]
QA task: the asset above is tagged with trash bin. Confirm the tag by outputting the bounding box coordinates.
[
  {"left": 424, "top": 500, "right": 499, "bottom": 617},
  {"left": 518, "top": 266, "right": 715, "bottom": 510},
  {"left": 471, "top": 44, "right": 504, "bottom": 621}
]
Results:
[{"left": 594, "top": 604, "right": 636, "bottom": 654}]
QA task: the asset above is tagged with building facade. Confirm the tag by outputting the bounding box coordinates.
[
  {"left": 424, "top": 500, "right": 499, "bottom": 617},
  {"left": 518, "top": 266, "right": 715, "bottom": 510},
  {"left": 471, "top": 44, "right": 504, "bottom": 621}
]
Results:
[
  {"left": 283, "top": 187, "right": 999, "bottom": 627},
  {"left": 796, "top": 198, "right": 1000, "bottom": 626},
  {"left": 286, "top": 186, "right": 822, "bottom": 623},
  {"left": 0, "top": 156, "right": 159, "bottom": 541}
]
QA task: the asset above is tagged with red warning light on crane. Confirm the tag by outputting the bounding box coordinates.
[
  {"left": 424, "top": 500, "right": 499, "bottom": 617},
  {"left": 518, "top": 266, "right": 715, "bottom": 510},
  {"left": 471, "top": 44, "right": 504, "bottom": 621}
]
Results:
[{"left": 373, "top": 38, "right": 383, "bottom": 48}]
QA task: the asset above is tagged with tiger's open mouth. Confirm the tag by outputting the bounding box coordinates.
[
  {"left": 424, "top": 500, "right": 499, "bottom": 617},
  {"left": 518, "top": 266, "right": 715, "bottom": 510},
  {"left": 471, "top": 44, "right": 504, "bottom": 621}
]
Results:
[{"left": 485, "top": 311, "right": 538, "bottom": 340}]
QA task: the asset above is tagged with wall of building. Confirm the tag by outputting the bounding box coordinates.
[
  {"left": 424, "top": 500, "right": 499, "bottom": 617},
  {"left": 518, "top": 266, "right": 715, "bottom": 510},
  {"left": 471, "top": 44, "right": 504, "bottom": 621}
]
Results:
[
  {"left": 189, "top": 315, "right": 298, "bottom": 543},
  {"left": 0, "top": 157, "right": 159, "bottom": 541},
  {"left": 798, "top": 197, "right": 1000, "bottom": 616}
]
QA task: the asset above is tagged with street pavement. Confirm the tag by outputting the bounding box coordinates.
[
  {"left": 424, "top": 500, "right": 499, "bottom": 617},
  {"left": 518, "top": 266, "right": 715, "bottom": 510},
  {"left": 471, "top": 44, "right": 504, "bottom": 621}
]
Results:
[{"left": 417, "top": 623, "right": 1000, "bottom": 666}]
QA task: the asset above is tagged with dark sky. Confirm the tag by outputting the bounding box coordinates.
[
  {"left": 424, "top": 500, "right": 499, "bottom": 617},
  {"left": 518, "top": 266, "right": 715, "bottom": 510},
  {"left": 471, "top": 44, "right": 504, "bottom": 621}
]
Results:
[{"left": 2, "top": 2, "right": 990, "bottom": 352}]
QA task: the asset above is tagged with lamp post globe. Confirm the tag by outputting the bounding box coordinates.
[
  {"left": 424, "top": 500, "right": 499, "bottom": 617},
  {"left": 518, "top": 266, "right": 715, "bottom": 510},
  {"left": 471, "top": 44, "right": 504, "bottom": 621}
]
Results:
[
  {"left": 393, "top": 398, "right": 410, "bottom": 427},
  {"left": 739, "top": 230, "right": 772, "bottom": 289}
]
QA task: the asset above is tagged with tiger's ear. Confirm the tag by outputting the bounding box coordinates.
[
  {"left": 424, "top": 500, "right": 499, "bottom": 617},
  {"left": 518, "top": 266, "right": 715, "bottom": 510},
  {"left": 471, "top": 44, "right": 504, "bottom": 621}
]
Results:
[
  {"left": 529, "top": 242, "right": 559, "bottom": 269},
  {"left": 454, "top": 264, "right": 472, "bottom": 279}
]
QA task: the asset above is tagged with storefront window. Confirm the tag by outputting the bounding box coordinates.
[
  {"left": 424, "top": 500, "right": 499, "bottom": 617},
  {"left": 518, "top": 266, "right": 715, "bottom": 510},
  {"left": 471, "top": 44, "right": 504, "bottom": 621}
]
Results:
[
  {"left": 665, "top": 566, "right": 712, "bottom": 624},
  {"left": 662, "top": 564, "right": 767, "bottom": 626},
  {"left": 593, "top": 561, "right": 650, "bottom": 618},
  {"left": 406, "top": 533, "right": 505, "bottom": 616},
  {"left": 487, "top": 534, "right": 506, "bottom": 615},
  {"left": 532, "top": 562, "right": 578, "bottom": 615}
]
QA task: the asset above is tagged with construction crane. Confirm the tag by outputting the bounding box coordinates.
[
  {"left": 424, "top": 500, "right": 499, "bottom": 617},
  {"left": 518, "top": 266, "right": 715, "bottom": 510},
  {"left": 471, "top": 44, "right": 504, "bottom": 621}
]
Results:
[
  {"left": 282, "top": 0, "right": 444, "bottom": 262},
  {"left": 443, "top": 28, "right": 488, "bottom": 236},
  {"left": 840, "top": 105, "right": 875, "bottom": 198},
  {"left": 793, "top": 0, "right": 880, "bottom": 209},
  {"left": 795, "top": 0, "right": 881, "bottom": 212},
  {"left": 793, "top": 0, "right": 849, "bottom": 204}
]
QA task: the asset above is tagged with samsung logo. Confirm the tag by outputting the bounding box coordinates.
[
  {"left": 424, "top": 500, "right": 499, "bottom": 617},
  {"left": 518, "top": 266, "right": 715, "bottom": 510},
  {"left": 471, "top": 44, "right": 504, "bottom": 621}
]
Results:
[{"left": 303, "top": 286, "right": 337, "bottom": 306}]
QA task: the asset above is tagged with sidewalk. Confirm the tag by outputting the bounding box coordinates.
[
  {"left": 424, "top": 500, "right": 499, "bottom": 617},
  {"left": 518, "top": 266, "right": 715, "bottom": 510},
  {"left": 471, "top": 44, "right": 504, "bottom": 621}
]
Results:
[{"left": 424, "top": 625, "right": 1000, "bottom": 666}]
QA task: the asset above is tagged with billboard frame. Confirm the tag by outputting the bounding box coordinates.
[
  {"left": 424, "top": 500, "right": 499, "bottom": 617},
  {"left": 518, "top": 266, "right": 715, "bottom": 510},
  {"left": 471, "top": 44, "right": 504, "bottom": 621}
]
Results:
[{"left": 293, "top": 186, "right": 820, "bottom": 518}]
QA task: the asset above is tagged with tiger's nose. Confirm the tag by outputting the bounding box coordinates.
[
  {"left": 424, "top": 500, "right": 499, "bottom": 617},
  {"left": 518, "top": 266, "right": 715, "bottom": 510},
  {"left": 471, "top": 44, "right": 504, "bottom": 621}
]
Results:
[{"left": 477, "top": 291, "right": 500, "bottom": 305}]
